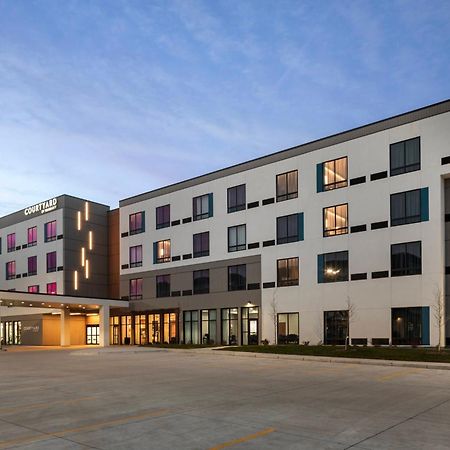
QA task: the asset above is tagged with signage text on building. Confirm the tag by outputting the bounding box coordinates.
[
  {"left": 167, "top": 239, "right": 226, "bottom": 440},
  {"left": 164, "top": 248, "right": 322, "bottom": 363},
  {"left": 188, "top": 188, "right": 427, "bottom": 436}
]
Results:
[{"left": 24, "top": 198, "right": 58, "bottom": 216}]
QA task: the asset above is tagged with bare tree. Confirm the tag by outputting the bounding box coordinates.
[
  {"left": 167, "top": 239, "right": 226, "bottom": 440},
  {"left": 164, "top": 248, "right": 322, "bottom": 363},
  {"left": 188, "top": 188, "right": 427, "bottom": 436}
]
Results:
[
  {"left": 432, "top": 286, "right": 447, "bottom": 352},
  {"left": 270, "top": 288, "right": 278, "bottom": 345},
  {"left": 345, "top": 296, "right": 357, "bottom": 351}
]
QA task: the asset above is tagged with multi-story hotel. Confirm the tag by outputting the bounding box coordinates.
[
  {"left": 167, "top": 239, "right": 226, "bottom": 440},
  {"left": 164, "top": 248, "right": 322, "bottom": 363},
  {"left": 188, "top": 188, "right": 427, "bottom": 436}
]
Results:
[{"left": 1, "top": 100, "right": 450, "bottom": 347}]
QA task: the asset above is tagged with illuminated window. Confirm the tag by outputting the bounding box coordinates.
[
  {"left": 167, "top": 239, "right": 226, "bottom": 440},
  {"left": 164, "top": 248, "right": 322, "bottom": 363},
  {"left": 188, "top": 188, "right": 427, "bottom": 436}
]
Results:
[
  {"left": 193, "top": 231, "right": 209, "bottom": 258},
  {"left": 28, "top": 285, "right": 39, "bottom": 293},
  {"left": 184, "top": 311, "right": 199, "bottom": 344},
  {"left": 318, "top": 251, "right": 349, "bottom": 283},
  {"left": 129, "top": 245, "right": 143, "bottom": 268},
  {"left": 276, "top": 170, "right": 298, "bottom": 202},
  {"left": 193, "top": 269, "right": 209, "bottom": 294},
  {"left": 27, "top": 226, "right": 37, "bottom": 246},
  {"left": 154, "top": 240, "right": 170, "bottom": 264},
  {"left": 323, "top": 204, "right": 348, "bottom": 237},
  {"left": 227, "top": 184, "right": 246, "bottom": 213},
  {"left": 28, "top": 256, "right": 37, "bottom": 276},
  {"left": 46, "top": 251, "right": 57, "bottom": 273},
  {"left": 130, "top": 211, "right": 145, "bottom": 234},
  {"left": 6, "top": 261, "right": 16, "bottom": 280},
  {"left": 323, "top": 157, "right": 348, "bottom": 191},
  {"left": 156, "top": 275, "right": 170, "bottom": 298},
  {"left": 7, "top": 233, "right": 16, "bottom": 252},
  {"left": 277, "top": 313, "right": 299, "bottom": 344},
  {"left": 193, "top": 193, "right": 213, "bottom": 221},
  {"left": 228, "top": 224, "right": 246, "bottom": 252},
  {"left": 277, "top": 257, "right": 299, "bottom": 287},
  {"left": 44, "top": 221, "right": 57, "bottom": 242},
  {"left": 129, "top": 278, "right": 143, "bottom": 300},
  {"left": 156, "top": 205, "right": 170, "bottom": 229},
  {"left": 47, "top": 282, "right": 57, "bottom": 295},
  {"left": 390, "top": 137, "right": 420, "bottom": 176},
  {"left": 201, "top": 310, "right": 217, "bottom": 344}
]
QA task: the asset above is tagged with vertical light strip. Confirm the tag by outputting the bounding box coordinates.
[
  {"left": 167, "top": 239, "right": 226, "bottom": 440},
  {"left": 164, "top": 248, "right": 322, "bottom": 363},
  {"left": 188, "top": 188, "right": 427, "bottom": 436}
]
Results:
[
  {"left": 81, "top": 247, "right": 85, "bottom": 266},
  {"left": 89, "top": 231, "right": 93, "bottom": 250},
  {"left": 74, "top": 270, "right": 78, "bottom": 290},
  {"left": 85, "top": 259, "right": 89, "bottom": 279},
  {"left": 85, "top": 202, "right": 89, "bottom": 221},
  {"left": 77, "top": 211, "right": 81, "bottom": 230}
]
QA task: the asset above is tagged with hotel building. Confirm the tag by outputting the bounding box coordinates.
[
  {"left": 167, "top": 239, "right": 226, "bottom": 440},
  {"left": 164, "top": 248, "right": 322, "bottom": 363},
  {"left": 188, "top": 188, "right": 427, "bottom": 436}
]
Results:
[{"left": 1, "top": 100, "right": 450, "bottom": 347}]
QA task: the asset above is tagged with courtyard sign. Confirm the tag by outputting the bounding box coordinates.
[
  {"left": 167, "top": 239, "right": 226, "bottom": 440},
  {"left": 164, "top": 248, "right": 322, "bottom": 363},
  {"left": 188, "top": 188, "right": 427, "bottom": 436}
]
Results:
[{"left": 24, "top": 198, "right": 58, "bottom": 216}]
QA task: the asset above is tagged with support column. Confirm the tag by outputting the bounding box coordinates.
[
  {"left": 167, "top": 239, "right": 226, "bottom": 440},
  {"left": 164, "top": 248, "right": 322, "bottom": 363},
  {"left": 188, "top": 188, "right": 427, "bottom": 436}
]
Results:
[
  {"left": 99, "top": 305, "right": 110, "bottom": 347},
  {"left": 60, "top": 308, "right": 71, "bottom": 347}
]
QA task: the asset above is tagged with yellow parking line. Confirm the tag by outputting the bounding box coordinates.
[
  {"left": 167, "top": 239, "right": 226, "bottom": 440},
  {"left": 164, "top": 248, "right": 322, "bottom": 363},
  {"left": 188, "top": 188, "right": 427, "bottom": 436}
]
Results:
[
  {"left": 0, "top": 408, "right": 172, "bottom": 449},
  {"left": 377, "top": 369, "right": 418, "bottom": 382},
  {"left": 208, "top": 427, "right": 276, "bottom": 450}
]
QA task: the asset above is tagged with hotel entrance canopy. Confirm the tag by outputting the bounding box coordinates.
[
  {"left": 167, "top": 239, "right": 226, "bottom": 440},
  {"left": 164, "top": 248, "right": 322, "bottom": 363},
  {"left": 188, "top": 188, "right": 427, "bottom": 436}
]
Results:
[{"left": 0, "top": 290, "right": 128, "bottom": 346}]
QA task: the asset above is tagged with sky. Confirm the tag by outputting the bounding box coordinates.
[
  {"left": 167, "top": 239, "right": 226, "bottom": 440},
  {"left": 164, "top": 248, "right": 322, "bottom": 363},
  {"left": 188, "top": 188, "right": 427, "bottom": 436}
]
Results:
[{"left": 0, "top": 0, "right": 449, "bottom": 216}]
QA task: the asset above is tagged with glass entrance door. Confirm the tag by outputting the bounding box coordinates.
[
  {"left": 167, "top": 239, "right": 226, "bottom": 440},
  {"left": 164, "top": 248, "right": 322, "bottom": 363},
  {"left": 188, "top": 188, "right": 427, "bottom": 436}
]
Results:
[
  {"left": 86, "top": 325, "right": 99, "bottom": 345},
  {"left": 241, "top": 307, "right": 259, "bottom": 345}
]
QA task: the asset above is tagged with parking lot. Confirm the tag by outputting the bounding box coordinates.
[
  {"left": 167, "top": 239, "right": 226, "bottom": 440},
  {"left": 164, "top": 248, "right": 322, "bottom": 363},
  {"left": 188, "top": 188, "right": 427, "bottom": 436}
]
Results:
[{"left": 1, "top": 347, "right": 450, "bottom": 449}]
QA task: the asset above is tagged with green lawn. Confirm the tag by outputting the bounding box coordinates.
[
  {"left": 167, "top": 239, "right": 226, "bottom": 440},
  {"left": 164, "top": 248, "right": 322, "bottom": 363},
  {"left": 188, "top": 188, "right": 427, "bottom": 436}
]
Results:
[{"left": 218, "top": 345, "right": 450, "bottom": 363}]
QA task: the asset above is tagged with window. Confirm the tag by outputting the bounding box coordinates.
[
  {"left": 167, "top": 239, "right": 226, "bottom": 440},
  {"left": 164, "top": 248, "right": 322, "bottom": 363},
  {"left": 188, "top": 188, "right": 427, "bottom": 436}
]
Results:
[
  {"left": 201, "top": 309, "right": 217, "bottom": 344},
  {"left": 27, "top": 226, "right": 37, "bottom": 246},
  {"left": 47, "top": 282, "right": 57, "bottom": 295},
  {"left": 392, "top": 307, "right": 429, "bottom": 345},
  {"left": 129, "top": 211, "right": 145, "bottom": 235},
  {"left": 322, "top": 157, "right": 348, "bottom": 191},
  {"left": 7, "top": 233, "right": 15, "bottom": 252},
  {"left": 228, "top": 264, "right": 246, "bottom": 291},
  {"left": 227, "top": 184, "right": 246, "bottom": 213},
  {"left": 241, "top": 307, "right": 259, "bottom": 345},
  {"left": 390, "top": 137, "right": 420, "bottom": 176},
  {"left": 318, "top": 251, "right": 349, "bottom": 283},
  {"left": 221, "top": 308, "right": 239, "bottom": 345},
  {"left": 28, "top": 256, "right": 37, "bottom": 276},
  {"left": 156, "top": 275, "right": 170, "bottom": 298},
  {"left": 228, "top": 224, "right": 246, "bottom": 252},
  {"left": 156, "top": 205, "right": 170, "bottom": 229},
  {"left": 193, "top": 269, "right": 209, "bottom": 294},
  {"left": 277, "top": 313, "right": 299, "bottom": 344},
  {"left": 44, "top": 221, "right": 57, "bottom": 242},
  {"left": 46, "top": 251, "right": 57, "bottom": 273},
  {"left": 193, "top": 232, "right": 209, "bottom": 258},
  {"left": 276, "top": 170, "right": 298, "bottom": 202},
  {"left": 391, "top": 241, "right": 421, "bottom": 277},
  {"left": 324, "top": 310, "right": 348, "bottom": 345},
  {"left": 129, "top": 245, "right": 143, "bottom": 268},
  {"left": 391, "top": 188, "right": 428, "bottom": 226},
  {"left": 277, "top": 257, "right": 299, "bottom": 287},
  {"left": 129, "top": 278, "right": 143, "bottom": 300},
  {"left": 28, "top": 285, "right": 39, "bottom": 293},
  {"left": 184, "top": 311, "right": 199, "bottom": 344},
  {"left": 6, "top": 261, "right": 15, "bottom": 280},
  {"left": 153, "top": 240, "right": 170, "bottom": 264},
  {"left": 193, "top": 193, "right": 213, "bottom": 220},
  {"left": 277, "top": 213, "right": 303, "bottom": 244},
  {"left": 323, "top": 204, "right": 348, "bottom": 237}
]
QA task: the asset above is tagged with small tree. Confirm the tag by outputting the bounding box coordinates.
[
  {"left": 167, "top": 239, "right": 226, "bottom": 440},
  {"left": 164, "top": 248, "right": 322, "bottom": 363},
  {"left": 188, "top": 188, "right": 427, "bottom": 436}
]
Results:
[
  {"left": 270, "top": 288, "right": 278, "bottom": 345},
  {"left": 432, "top": 286, "right": 448, "bottom": 351},
  {"left": 345, "top": 296, "right": 357, "bottom": 351}
]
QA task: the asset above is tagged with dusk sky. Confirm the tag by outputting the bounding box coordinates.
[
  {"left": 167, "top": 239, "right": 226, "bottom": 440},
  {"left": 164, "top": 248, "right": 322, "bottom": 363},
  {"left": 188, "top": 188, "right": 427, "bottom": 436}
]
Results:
[{"left": 1, "top": 0, "right": 449, "bottom": 216}]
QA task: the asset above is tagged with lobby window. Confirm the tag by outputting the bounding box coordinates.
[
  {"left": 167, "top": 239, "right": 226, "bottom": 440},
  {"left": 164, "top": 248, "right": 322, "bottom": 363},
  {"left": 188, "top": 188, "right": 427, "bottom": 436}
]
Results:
[
  {"left": 318, "top": 251, "right": 349, "bottom": 283},
  {"left": 228, "top": 224, "right": 246, "bottom": 252},
  {"left": 324, "top": 310, "right": 348, "bottom": 345},
  {"left": 318, "top": 157, "right": 348, "bottom": 192},
  {"left": 228, "top": 264, "right": 246, "bottom": 291},
  {"left": 47, "top": 282, "right": 57, "bottom": 295},
  {"left": 130, "top": 245, "right": 143, "bottom": 268},
  {"left": 277, "top": 257, "right": 299, "bottom": 287},
  {"left": 28, "top": 256, "right": 37, "bottom": 276},
  {"left": 129, "top": 278, "right": 143, "bottom": 300},
  {"left": 193, "top": 269, "right": 209, "bottom": 294},
  {"left": 277, "top": 313, "right": 299, "bottom": 344},
  {"left": 156, "top": 205, "right": 170, "bottom": 229},
  {"left": 277, "top": 213, "right": 303, "bottom": 244},
  {"left": 323, "top": 204, "right": 348, "bottom": 237},
  {"left": 193, "top": 193, "right": 213, "bottom": 221},
  {"left": 184, "top": 311, "right": 199, "bottom": 344},
  {"left": 46, "top": 251, "right": 57, "bottom": 273},
  {"left": 6, "top": 261, "right": 15, "bottom": 280},
  {"left": 27, "top": 226, "right": 37, "bottom": 246},
  {"left": 7, "top": 233, "right": 15, "bottom": 252},
  {"left": 276, "top": 170, "right": 298, "bottom": 202},
  {"left": 28, "top": 285, "right": 39, "bottom": 293},
  {"left": 129, "top": 211, "right": 145, "bottom": 235},
  {"left": 44, "top": 220, "right": 57, "bottom": 242},
  {"left": 227, "top": 184, "right": 246, "bottom": 213},
  {"left": 392, "top": 307, "right": 429, "bottom": 345},
  {"left": 390, "top": 137, "right": 420, "bottom": 176},
  {"left": 391, "top": 188, "right": 428, "bottom": 226},
  {"left": 201, "top": 309, "right": 217, "bottom": 344},
  {"left": 193, "top": 231, "right": 209, "bottom": 258},
  {"left": 153, "top": 240, "right": 170, "bottom": 264},
  {"left": 221, "top": 308, "right": 238, "bottom": 345},
  {"left": 156, "top": 275, "right": 170, "bottom": 298},
  {"left": 391, "top": 241, "right": 421, "bottom": 277}
]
